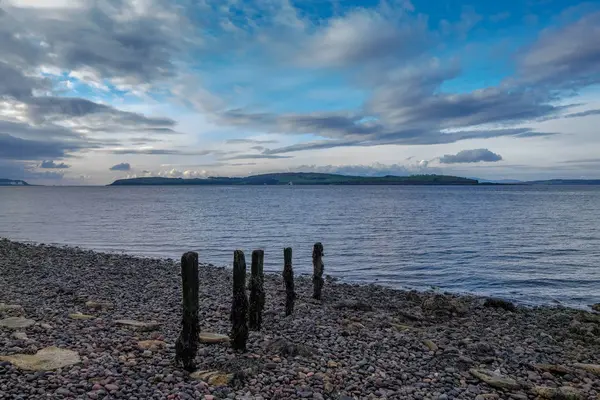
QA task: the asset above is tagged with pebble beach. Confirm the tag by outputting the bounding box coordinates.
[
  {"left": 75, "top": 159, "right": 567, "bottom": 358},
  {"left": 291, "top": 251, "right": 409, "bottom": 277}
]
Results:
[{"left": 1, "top": 239, "right": 599, "bottom": 399}]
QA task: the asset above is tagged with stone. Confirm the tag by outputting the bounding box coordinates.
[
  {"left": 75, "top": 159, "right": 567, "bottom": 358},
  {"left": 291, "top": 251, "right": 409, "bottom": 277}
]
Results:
[
  {"left": 265, "top": 338, "right": 315, "bottom": 357},
  {"left": 13, "top": 331, "right": 28, "bottom": 340},
  {"left": 572, "top": 363, "right": 600, "bottom": 376},
  {"left": 0, "top": 316, "right": 35, "bottom": 329},
  {"left": 138, "top": 340, "right": 166, "bottom": 350},
  {"left": 422, "top": 294, "right": 466, "bottom": 316},
  {"left": 474, "top": 395, "right": 499, "bottom": 400},
  {"left": 532, "top": 386, "right": 582, "bottom": 399},
  {"left": 114, "top": 319, "right": 161, "bottom": 331},
  {"left": 423, "top": 339, "right": 438, "bottom": 352},
  {"left": 469, "top": 369, "right": 521, "bottom": 390},
  {"left": 333, "top": 300, "right": 373, "bottom": 311},
  {"left": 199, "top": 332, "right": 230, "bottom": 344},
  {"left": 534, "top": 364, "right": 571, "bottom": 375},
  {"left": 390, "top": 323, "right": 413, "bottom": 331},
  {"left": 327, "top": 360, "right": 338, "bottom": 368},
  {"left": 483, "top": 298, "right": 516, "bottom": 312},
  {"left": 69, "top": 313, "right": 95, "bottom": 320},
  {"left": 590, "top": 303, "right": 600, "bottom": 312},
  {"left": 190, "top": 370, "right": 233, "bottom": 386},
  {"left": 0, "top": 346, "right": 80, "bottom": 370},
  {"left": 0, "top": 303, "right": 23, "bottom": 313},
  {"left": 85, "top": 301, "right": 113, "bottom": 310},
  {"left": 104, "top": 384, "right": 119, "bottom": 391}
]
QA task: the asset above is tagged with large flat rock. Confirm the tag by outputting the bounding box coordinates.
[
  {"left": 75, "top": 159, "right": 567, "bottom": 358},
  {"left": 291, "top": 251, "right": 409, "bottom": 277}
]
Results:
[
  {"left": 199, "top": 332, "right": 230, "bottom": 344},
  {"left": 0, "top": 346, "right": 80, "bottom": 371},
  {"left": 469, "top": 368, "right": 521, "bottom": 390},
  {"left": 0, "top": 303, "right": 23, "bottom": 313},
  {"left": 190, "top": 370, "right": 233, "bottom": 386},
  {"left": 533, "top": 385, "right": 582, "bottom": 399},
  {"left": 572, "top": 363, "right": 600, "bottom": 376},
  {"left": 0, "top": 317, "right": 35, "bottom": 329},
  {"left": 69, "top": 313, "right": 95, "bottom": 320},
  {"left": 114, "top": 319, "right": 161, "bottom": 331}
]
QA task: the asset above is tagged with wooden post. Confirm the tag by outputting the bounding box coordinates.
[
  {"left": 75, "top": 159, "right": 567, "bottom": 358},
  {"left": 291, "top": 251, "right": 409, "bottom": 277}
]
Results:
[
  {"left": 249, "top": 250, "right": 265, "bottom": 331},
  {"left": 230, "top": 250, "right": 249, "bottom": 351},
  {"left": 175, "top": 252, "right": 199, "bottom": 371},
  {"left": 312, "top": 242, "right": 324, "bottom": 300},
  {"left": 283, "top": 247, "right": 295, "bottom": 316}
]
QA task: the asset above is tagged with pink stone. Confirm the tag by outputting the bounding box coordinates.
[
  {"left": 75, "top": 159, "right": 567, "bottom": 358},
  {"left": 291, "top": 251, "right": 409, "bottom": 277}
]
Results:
[
  {"left": 104, "top": 384, "right": 119, "bottom": 392},
  {"left": 204, "top": 396, "right": 215, "bottom": 400},
  {"left": 92, "top": 384, "right": 102, "bottom": 391}
]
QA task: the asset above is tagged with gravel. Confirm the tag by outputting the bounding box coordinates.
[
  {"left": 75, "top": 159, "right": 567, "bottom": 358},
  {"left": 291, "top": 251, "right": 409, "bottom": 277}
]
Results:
[{"left": 1, "top": 239, "right": 599, "bottom": 399}]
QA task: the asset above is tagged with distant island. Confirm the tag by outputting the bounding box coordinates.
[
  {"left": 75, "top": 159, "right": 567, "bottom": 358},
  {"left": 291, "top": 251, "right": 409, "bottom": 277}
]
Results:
[
  {"left": 0, "top": 179, "right": 29, "bottom": 186},
  {"left": 109, "top": 173, "right": 480, "bottom": 186}
]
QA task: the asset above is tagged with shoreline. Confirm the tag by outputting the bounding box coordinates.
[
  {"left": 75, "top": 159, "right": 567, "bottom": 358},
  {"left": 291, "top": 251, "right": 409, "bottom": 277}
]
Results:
[
  {"left": 3, "top": 237, "right": 593, "bottom": 311},
  {"left": 1, "top": 239, "right": 599, "bottom": 399}
]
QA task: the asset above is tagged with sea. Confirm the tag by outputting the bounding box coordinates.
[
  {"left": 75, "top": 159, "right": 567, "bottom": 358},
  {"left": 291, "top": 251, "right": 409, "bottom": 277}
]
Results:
[{"left": 1, "top": 185, "right": 599, "bottom": 308}]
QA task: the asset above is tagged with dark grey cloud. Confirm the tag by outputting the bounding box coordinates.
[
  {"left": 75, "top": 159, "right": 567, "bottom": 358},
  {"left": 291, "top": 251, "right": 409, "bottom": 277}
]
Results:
[
  {"left": 517, "top": 12, "right": 600, "bottom": 89},
  {"left": 25, "top": 97, "right": 176, "bottom": 128},
  {"left": 109, "top": 163, "right": 131, "bottom": 171},
  {"left": 225, "top": 139, "right": 278, "bottom": 145},
  {"left": 560, "top": 158, "right": 600, "bottom": 164},
  {"left": 262, "top": 128, "right": 550, "bottom": 154},
  {"left": 439, "top": 149, "right": 503, "bottom": 164},
  {"left": 212, "top": 58, "right": 561, "bottom": 153},
  {"left": 0, "top": 133, "right": 82, "bottom": 160},
  {"left": 0, "top": 62, "right": 48, "bottom": 99},
  {"left": 2, "top": 1, "right": 193, "bottom": 86},
  {"left": 0, "top": 160, "right": 65, "bottom": 182},
  {"left": 0, "top": 1, "right": 185, "bottom": 164},
  {"left": 40, "top": 160, "right": 70, "bottom": 169},
  {"left": 563, "top": 109, "right": 600, "bottom": 119}
]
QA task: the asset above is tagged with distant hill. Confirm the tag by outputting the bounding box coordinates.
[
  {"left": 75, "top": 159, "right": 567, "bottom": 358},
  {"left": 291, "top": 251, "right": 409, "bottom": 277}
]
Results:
[
  {"left": 0, "top": 179, "right": 29, "bottom": 186},
  {"left": 109, "top": 173, "right": 479, "bottom": 186},
  {"left": 524, "top": 179, "right": 600, "bottom": 185}
]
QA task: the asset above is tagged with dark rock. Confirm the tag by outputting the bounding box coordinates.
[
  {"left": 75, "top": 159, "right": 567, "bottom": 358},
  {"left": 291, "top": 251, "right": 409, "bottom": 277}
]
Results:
[{"left": 484, "top": 298, "right": 516, "bottom": 312}]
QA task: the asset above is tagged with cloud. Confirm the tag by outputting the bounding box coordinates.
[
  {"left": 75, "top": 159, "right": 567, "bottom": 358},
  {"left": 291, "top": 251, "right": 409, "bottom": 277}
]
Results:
[
  {"left": 563, "top": 109, "right": 600, "bottom": 119},
  {"left": 439, "top": 149, "right": 503, "bottom": 164},
  {"left": 263, "top": 128, "right": 550, "bottom": 154},
  {"left": 109, "top": 162, "right": 131, "bottom": 171},
  {"left": 0, "top": 133, "right": 83, "bottom": 160},
  {"left": 296, "top": 162, "right": 438, "bottom": 177},
  {"left": 156, "top": 169, "right": 207, "bottom": 178},
  {"left": 208, "top": 58, "right": 562, "bottom": 153},
  {"left": 24, "top": 97, "right": 176, "bottom": 129},
  {"left": 297, "top": 8, "right": 432, "bottom": 68},
  {"left": 223, "top": 154, "right": 293, "bottom": 160},
  {"left": 225, "top": 139, "right": 278, "bottom": 145},
  {"left": 2, "top": 0, "right": 194, "bottom": 86},
  {"left": 517, "top": 12, "right": 600, "bottom": 89},
  {"left": 0, "top": 160, "right": 65, "bottom": 182},
  {"left": 110, "top": 149, "right": 214, "bottom": 156},
  {"left": 40, "top": 160, "right": 70, "bottom": 169}
]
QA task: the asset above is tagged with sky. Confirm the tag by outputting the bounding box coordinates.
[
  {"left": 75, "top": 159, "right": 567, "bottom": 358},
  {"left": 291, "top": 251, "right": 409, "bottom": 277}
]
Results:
[{"left": 1, "top": 0, "right": 600, "bottom": 185}]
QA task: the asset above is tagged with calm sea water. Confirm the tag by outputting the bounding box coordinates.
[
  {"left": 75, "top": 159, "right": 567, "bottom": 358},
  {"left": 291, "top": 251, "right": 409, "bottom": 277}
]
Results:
[{"left": 1, "top": 185, "right": 599, "bottom": 308}]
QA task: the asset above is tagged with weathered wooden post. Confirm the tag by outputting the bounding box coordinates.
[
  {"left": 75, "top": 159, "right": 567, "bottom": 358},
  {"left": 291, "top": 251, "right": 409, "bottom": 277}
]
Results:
[
  {"left": 312, "top": 242, "right": 324, "bottom": 300},
  {"left": 175, "top": 252, "right": 199, "bottom": 371},
  {"left": 283, "top": 247, "right": 295, "bottom": 316},
  {"left": 249, "top": 250, "right": 265, "bottom": 331},
  {"left": 230, "top": 250, "right": 249, "bottom": 351}
]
